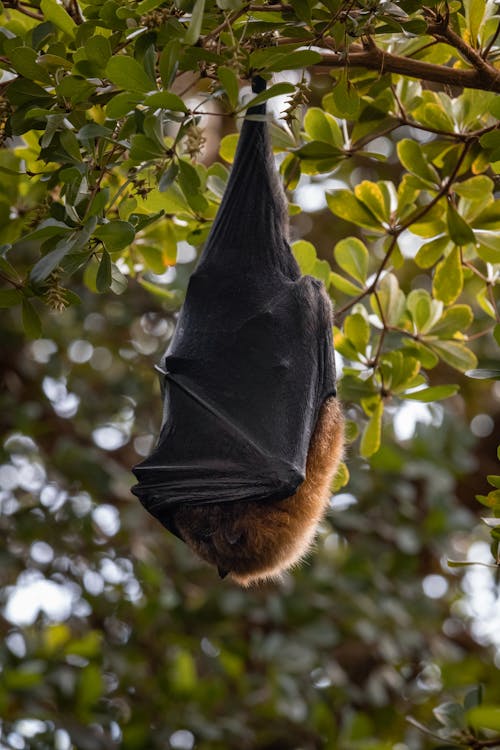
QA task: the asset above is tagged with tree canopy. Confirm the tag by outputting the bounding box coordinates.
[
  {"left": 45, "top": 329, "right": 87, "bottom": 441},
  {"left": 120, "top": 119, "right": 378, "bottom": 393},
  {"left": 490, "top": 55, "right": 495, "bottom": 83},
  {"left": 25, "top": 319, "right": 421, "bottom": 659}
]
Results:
[{"left": 0, "top": 0, "right": 500, "bottom": 748}]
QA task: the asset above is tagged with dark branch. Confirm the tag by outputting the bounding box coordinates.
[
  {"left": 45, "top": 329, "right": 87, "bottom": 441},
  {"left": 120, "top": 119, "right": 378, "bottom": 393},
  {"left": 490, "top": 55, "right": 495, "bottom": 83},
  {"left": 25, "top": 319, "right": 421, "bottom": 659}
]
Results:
[{"left": 315, "top": 45, "right": 500, "bottom": 93}]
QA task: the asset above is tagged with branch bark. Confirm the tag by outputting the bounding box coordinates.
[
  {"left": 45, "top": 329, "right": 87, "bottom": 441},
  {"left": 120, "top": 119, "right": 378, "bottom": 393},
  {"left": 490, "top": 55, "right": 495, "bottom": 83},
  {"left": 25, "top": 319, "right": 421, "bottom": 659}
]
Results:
[{"left": 315, "top": 45, "right": 500, "bottom": 93}]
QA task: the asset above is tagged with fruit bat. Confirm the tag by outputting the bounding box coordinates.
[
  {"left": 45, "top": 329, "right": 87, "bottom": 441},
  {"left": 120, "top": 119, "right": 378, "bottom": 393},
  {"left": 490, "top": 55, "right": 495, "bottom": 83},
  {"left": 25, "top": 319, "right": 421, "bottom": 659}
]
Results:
[{"left": 132, "top": 78, "right": 345, "bottom": 586}]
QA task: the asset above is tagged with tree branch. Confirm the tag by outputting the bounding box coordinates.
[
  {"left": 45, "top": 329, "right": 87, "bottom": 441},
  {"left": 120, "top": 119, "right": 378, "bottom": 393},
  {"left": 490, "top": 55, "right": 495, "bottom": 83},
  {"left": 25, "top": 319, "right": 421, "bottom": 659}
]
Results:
[
  {"left": 426, "top": 20, "right": 495, "bottom": 76},
  {"left": 315, "top": 45, "right": 500, "bottom": 93}
]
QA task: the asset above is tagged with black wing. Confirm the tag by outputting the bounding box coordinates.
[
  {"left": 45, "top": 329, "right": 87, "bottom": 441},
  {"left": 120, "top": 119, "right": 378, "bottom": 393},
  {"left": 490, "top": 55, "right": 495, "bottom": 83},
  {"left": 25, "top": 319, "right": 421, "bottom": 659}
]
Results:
[{"left": 132, "top": 79, "right": 337, "bottom": 531}]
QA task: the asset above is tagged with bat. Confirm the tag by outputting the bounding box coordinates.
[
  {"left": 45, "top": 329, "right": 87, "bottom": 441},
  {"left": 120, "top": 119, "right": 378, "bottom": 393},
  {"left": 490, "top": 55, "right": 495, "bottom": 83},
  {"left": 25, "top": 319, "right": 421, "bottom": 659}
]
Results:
[{"left": 132, "top": 78, "right": 345, "bottom": 585}]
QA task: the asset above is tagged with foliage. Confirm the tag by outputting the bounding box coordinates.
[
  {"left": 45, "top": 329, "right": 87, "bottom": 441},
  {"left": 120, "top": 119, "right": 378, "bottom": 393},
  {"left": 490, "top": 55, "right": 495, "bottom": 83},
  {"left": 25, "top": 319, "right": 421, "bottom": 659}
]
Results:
[{"left": 0, "top": 0, "right": 500, "bottom": 748}]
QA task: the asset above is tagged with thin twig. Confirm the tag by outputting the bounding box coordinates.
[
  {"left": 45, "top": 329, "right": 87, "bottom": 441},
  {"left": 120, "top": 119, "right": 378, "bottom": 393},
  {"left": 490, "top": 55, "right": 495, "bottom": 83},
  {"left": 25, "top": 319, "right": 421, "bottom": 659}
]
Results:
[
  {"left": 482, "top": 18, "right": 500, "bottom": 59},
  {"left": 335, "top": 142, "right": 471, "bottom": 321},
  {"left": 3, "top": 0, "right": 43, "bottom": 19}
]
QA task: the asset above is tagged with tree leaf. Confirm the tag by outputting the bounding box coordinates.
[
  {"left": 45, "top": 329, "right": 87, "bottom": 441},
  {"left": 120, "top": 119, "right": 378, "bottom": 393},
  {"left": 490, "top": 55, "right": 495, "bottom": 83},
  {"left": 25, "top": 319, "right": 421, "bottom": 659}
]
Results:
[
  {"left": 467, "top": 706, "right": 500, "bottom": 732},
  {"left": 333, "top": 237, "right": 369, "bottom": 283},
  {"left": 40, "top": 0, "right": 76, "bottom": 37},
  {"left": 219, "top": 133, "right": 239, "bottom": 163},
  {"left": 94, "top": 221, "right": 135, "bottom": 252},
  {"left": 430, "top": 305, "right": 473, "bottom": 338},
  {"left": 429, "top": 340, "right": 478, "bottom": 371},
  {"left": 454, "top": 175, "right": 494, "bottom": 201},
  {"left": 30, "top": 234, "right": 78, "bottom": 283},
  {"left": 95, "top": 250, "right": 112, "bottom": 292},
  {"left": 432, "top": 247, "right": 463, "bottom": 304},
  {"left": 159, "top": 40, "right": 181, "bottom": 89},
  {"left": 415, "top": 236, "right": 449, "bottom": 269},
  {"left": 0, "top": 289, "right": 23, "bottom": 307},
  {"left": 184, "top": 0, "right": 206, "bottom": 45},
  {"left": 146, "top": 91, "right": 187, "bottom": 112},
  {"left": 330, "top": 272, "right": 363, "bottom": 296},
  {"left": 402, "top": 385, "right": 459, "bottom": 402},
  {"left": 372, "top": 273, "right": 405, "bottom": 326},
  {"left": 327, "top": 191, "right": 381, "bottom": 231},
  {"left": 354, "top": 181, "right": 390, "bottom": 223},
  {"left": 397, "top": 139, "right": 439, "bottom": 185},
  {"left": 447, "top": 204, "right": 475, "bottom": 246},
  {"left": 218, "top": 67, "right": 239, "bottom": 110},
  {"left": 325, "top": 73, "right": 360, "bottom": 119},
  {"left": 465, "top": 368, "right": 500, "bottom": 380},
  {"left": 292, "top": 240, "right": 316, "bottom": 274},
  {"left": 237, "top": 83, "right": 295, "bottom": 113},
  {"left": 303, "top": 107, "right": 342, "bottom": 147},
  {"left": 360, "top": 398, "right": 383, "bottom": 458},
  {"left": 105, "top": 56, "right": 156, "bottom": 93},
  {"left": 344, "top": 313, "right": 370, "bottom": 353},
  {"left": 22, "top": 299, "right": 41, "bottom": 338}
]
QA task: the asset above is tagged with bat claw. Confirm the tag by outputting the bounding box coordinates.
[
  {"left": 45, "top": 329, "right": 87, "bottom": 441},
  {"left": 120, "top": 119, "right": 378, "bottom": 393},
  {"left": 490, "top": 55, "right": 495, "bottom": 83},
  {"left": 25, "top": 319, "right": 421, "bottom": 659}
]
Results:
[{"left": 218, "top": 566, "right": 229, "bottom": 579}]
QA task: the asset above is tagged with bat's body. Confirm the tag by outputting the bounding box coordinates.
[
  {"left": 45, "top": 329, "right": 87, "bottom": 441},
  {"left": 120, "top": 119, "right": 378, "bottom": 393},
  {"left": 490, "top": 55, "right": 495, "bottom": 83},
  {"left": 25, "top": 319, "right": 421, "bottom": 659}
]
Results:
[
  {"left": 132, "top": 79, "right": 345, "bottom": 585},
  {"left": 172, "top": 397, "right": 344, "bottom": 586}
]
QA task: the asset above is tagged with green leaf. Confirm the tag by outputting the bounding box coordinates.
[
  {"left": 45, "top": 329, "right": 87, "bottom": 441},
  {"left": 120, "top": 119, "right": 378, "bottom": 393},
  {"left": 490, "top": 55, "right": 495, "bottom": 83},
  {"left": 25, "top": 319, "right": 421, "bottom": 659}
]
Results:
[
  {"left": 402, "top": 385, "right": 459, "bottom": 402},
  {"left": 129, "top": 134, "right": 165, "bottom": 161},
  {"left": 237, "top": 83, "right": 295, "bottom": 113},
  {"left": 415, "top": 236, "right": 449, "bottom": 269},
  {"left": 94, "top": 221, "right": 135, "bottom": 252},
  {"left": 372, "top": 274, "right": 405, "bottom": 326},
  {"left": 433, "top": 702, "right": 465, "bottom": 730},
  {"left": 333, "top": 237, "right": 369, "bottom": 284},
  {"left": 106, "top": 92, "right": 143, "bottom": 119},
  {"left": 464, "top": 685, "right": 483, "bottom": 712},
  {"left": 430, "top": 305, "right": 473, "bottom": 338},
  {"left": 0, "top": 288, "right": 23, "bottom": 307},
  {"left": 218, "top": 66, "right": 239, "bottom": 110},
  {"left": 138, "top": 279, "right": 183, "bottom": 309},
  {"left": 219, "top": 133, "right": 239, "bottom": 163},
  {"left": 447, "top": 204, "right": 475, "bottom": 246},
  {"left": 331, "top": 461, "right": 349, "bottom": 492},
  {"left": 354, "top": 181, "right": 390, "bottom": 224},
  {"left": 432, "top": 247, "right": 463, "bottom": 305},
  {"left": 413, "top": 102, "right": 455, "bottom": 132},
  {"left": 146, "top": 91, "right": 187, "bottom": 112},
  {"left": 303, "top": 107, "right": 342, "bottom": 147},
  {"left": 429, "top": 340, "right": 478, "bottom": 371},
  {"left": 467, "top": 706, "right": 500, "bottom": 732},
  {"left": 292, "top": 240, "right": 316, "bottom": 274},
  {"left": 40, "top": 0, "right": 76, "bottom": 37},
  {"left": 265, "top": 49, "right": 322, "bottom": 73},
  {"left": 344, "top": 313, "right": 370, "bottom": 353},
  {"left": 139, "top": 245, "right": 166, "bottom": 274},
  {"left": 465, "top": 368, "right": 500, "bottom": 380},
  {"left": 105, "top": 56, "right": 156, "bottom": 93},
  {"left": 327, "top": 191, "right": 381, "bottom": 231},
  {"left": 159, "top": 40, "right": 181, "bottom": 89},
  {"left": 454, "top": 175, "right": 494, "bottom": 201},
  {"left": 402, "top": 340, "right": 439, "bottom": 369},
  {"left": 96, "top": 250, "right": 112, "bottom": 292},
  {"left": 294, "top": 141, "right": 342, "bottom": 161},
  {"left": 397, "top": 139, "right": 439, "bottom": 185},
  {"left": 77, "top": 664, "right": 103, "bottom": 709},
  {"left": 324, "top": 73, "right": 360, "bottom": 119},
  {"left": 9, "top": 47, "right": 52, "bottom": 84},
  {"left": 330, "top": 272, "right": 363, "bottom": 296},
  {"left": 30, "top": 235, "right": 77, "bottom": 283},
  {"left": 22, "top": 299, "right": 41, "bottom": 339},
  {"left": 184, "top": 0, "right": 206, "bottom": 45},
  {"left": 406, "top": 289, "right": 441, "bottom": 333},
  {"left": 360, "top": 398, "right": 383, "bottom": 458}
]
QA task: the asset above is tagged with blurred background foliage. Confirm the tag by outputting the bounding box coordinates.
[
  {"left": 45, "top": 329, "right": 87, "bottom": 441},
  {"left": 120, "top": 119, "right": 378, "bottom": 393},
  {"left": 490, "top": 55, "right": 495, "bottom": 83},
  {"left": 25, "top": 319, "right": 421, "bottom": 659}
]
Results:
[{"left": 1, "top": 0, "right": 500, "bottom": 748}]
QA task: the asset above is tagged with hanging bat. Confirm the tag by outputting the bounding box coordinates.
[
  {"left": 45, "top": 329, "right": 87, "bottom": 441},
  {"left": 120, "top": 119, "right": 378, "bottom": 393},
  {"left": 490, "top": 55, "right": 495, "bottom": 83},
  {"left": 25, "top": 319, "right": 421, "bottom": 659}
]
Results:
[{"left": 132, "top": 79, "right": 345, "bottom": 586}]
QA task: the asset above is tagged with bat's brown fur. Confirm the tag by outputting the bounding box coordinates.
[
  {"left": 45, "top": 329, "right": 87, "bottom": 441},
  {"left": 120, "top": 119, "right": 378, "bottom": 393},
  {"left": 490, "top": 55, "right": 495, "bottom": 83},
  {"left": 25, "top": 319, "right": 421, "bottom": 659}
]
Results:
[{"left": 171, "top": 397, "right": 344, "bottom": 586}]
